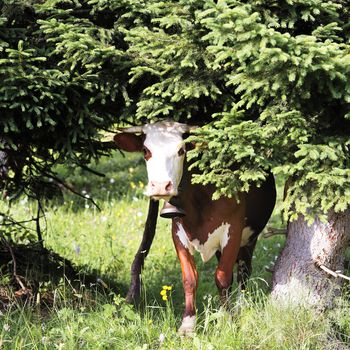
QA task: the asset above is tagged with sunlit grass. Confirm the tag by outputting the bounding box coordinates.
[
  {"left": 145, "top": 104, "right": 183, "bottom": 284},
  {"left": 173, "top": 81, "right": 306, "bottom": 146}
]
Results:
[
  {"left": 1, "top": 197, "right": 349, "bottom": 349},
  {"left": 0, "top": 153, "right": 349, "bottom": 349},
  {"left": 0, "top": 281, "right": 343, "bottom": 349}
]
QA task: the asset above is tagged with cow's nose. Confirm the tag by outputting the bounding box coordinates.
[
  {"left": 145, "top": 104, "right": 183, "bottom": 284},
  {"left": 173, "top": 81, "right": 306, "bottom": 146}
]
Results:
[
  {"left": 150, "top": 181, "right": 173, "bottom": 195},
  {"left": 165, "top": 181, "right": 173, "bottom": 192}
]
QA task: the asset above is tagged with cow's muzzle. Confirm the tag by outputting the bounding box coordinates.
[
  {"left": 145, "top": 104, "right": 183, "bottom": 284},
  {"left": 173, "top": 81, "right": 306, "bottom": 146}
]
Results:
[{"left": 146, "top": 181, "right": 177, "bottom": 199}]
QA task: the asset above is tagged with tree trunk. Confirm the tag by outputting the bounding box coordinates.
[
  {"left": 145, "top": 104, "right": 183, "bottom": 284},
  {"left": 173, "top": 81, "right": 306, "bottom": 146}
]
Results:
[{"left": 271, "top": 209, "right": 350, "bottom": 307}]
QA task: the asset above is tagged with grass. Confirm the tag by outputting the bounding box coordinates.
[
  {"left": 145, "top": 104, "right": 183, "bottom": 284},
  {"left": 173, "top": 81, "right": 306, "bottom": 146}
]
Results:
[{"left": 0, "top": 153, "right": 349, "bottom": 349}]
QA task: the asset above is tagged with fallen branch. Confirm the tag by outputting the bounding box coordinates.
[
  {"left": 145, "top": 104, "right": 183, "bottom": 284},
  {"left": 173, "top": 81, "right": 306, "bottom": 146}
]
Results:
[
  {"left": 263, "top": 227, "right": 287, "bottom": 239},
  {"left": 1, "top": 238, "right": 28, "bottom": 292},
  {"left": 318, "top": 264, "right": 350, "bottom": 281}
]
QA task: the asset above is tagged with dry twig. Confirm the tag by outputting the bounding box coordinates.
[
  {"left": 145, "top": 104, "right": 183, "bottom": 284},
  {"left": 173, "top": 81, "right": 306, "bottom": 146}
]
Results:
[
  {"left": 319, "top": 264, "right": 350, "bottom": 281},
  {"left": 263, "top": 227, "right": 287, "bottom": 239},
  {"left": 1, "top": 238, "right": 28, "bottom": 292},
  {"left": 42, "top": 171, "right": 101, "bottom": 211}
]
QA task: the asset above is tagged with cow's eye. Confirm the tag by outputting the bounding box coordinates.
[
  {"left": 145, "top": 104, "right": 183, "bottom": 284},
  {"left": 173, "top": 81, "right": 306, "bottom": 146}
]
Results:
[
  {"left": 143, "top": 146, "right": 152, "bottom": 161},
  {"left": 178, "top": 148, "right": 185, "bottom": 156}
]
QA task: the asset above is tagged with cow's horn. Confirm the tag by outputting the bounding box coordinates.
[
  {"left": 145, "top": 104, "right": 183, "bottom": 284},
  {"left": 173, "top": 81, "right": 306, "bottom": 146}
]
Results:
[
  {"left": 175, "top": 123, "right": 198, "bottom": 133},
  {"left": 182, "top": 125, "right": 198, "bottom": 133},
  {"left": 116, "top": 125, "right": 144, "bottom": 134},
  {"left": 187, "top": 125, "right": 198, "bottom": 132}
]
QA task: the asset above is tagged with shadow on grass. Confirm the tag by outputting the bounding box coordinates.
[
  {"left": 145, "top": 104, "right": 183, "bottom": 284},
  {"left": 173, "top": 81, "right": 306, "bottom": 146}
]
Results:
[{"left": 0, "top": 242, "right": 130, "bottom": 311}]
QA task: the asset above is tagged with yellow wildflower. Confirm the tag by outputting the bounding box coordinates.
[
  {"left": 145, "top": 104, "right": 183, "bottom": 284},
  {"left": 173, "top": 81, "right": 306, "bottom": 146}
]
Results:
[{"left": 160, "top": 285, "right": 172, "bottom": 302}]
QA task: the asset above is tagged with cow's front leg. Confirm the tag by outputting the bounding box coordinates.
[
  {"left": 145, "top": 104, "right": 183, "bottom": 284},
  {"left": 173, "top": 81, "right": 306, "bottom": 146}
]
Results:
[
  {"left": 172, "top": 220, "right": 198, "bottom": 335},
  {"left": 126, "top": 199, "right": 159, "bottom": 304}
]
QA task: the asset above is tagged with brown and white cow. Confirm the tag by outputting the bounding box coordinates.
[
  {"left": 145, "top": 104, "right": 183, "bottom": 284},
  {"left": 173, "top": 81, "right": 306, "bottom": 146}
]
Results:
[{"left": 114, "top": 121, "right": 276, "bottom": 334}]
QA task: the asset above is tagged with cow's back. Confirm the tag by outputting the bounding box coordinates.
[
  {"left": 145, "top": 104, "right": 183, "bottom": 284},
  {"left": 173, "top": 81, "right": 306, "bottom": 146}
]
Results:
[{"left": 178, "top": 171, "right": 276, "bottom": 251}]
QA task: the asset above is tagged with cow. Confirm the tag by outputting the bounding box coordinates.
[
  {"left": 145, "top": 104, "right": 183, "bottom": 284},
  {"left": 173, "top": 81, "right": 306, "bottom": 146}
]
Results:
[{"left": 114, "top": 121, "right": 276, "bottom": 334}]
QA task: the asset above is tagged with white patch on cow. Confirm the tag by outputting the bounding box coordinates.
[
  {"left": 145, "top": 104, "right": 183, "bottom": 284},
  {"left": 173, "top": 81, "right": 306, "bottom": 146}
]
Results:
[
  {"left": 177, "top": 223, "right": 254, "bottom": 260},
  {"left": 221, "top": 226, "right": 231, "bottom": 250},
  {"left": 178, "top": 315, "right": 196, "bottom": 334},
  {"left": 176, "top": 222, "right": 231, "bottom": 262},
  {"left": 142, "top": 122, "right": 186, "bottom": 196},
  {"left": 176, "top": 222, "right": 234, "bottom": 262},
  {"left": 176, "top": 222, "right": 194, "bottom": 255},
  {"left": 188, "top": 223, "right": 231, "bottom": 263},
  {"left": 240, "top": 226, "right": 254, "bottom": 247}
]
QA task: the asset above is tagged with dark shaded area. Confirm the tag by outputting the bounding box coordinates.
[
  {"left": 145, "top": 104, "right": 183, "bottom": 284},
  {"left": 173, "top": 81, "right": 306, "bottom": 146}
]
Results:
[{"left": 0, "top": 241, "right": 124, "bottom": 310}]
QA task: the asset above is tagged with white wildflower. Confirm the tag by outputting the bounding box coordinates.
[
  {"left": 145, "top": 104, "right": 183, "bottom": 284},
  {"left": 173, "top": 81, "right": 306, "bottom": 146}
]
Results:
[{"left": 159, "top": 333, "right": 165, "bottom": 343}]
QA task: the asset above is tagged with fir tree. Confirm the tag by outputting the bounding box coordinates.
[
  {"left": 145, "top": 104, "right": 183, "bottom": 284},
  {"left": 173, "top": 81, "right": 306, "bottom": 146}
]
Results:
[{"left": 1, "top": 0, "right": 349, "bottom": 304}]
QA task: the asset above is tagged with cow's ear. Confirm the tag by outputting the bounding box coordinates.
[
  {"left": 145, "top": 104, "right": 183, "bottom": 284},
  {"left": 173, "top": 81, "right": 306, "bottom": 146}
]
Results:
[
  {"left": 183, "top": 132, "right": 196, "bottom": 151},
  {"left": 113, "top": 133, "right": 143, "bottom": 152},
  {"left": 185, "top": 141, "right": 196, "bottom": 151}
]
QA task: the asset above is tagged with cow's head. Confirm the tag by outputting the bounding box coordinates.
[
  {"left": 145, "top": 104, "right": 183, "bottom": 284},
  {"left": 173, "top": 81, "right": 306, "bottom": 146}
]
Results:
[{"left": 114, "top": 121, "right": 196, "bottom": 200}]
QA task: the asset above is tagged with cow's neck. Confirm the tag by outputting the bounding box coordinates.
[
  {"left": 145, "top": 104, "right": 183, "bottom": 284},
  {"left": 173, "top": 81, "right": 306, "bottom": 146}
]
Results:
[{"left": 176, "top": 163, "right": 215, "bottom": 240}]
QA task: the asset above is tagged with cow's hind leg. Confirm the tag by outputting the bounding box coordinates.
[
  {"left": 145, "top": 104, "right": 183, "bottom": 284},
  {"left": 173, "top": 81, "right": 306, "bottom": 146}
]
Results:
[
  {"left": 215, "top": 250, "right": 234, "bottom": 298},
  {"left": 237, "top": 239, "right": 257, "bottom": 291},
  {"left": 215, "top": 225, "right": 243, "bottom": 306},
  {"left": 236, "top": 238, "right": 257, "bottom": 308}
]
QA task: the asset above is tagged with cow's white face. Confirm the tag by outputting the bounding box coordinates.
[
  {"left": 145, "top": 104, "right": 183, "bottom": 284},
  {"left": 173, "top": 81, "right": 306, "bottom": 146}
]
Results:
[
  {"left": 142, "top": 123, "right": 186, "bottom": 200},
  {"left": 114, "top": 121, "right": 194, "bottom": 201}
]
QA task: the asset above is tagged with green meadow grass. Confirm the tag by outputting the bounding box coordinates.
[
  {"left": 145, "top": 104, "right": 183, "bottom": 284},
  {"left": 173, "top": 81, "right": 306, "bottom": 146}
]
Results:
[{"left": 0, "top": 154, "right": 349, "bottom": 349}]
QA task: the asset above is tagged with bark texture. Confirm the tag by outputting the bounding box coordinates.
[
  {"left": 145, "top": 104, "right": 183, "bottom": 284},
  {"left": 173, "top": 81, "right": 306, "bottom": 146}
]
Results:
[{"left": 272, "top": 209, "right": 350, "bottom": 307}]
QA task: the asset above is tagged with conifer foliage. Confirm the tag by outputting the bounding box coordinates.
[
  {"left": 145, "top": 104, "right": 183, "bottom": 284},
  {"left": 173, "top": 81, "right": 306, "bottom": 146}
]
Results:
[
  {"left": 0, "top": 0, "right": 130, "bottom": 197},
  {"left": 0, "top": 0, "right": 349, "bottom": 221}
]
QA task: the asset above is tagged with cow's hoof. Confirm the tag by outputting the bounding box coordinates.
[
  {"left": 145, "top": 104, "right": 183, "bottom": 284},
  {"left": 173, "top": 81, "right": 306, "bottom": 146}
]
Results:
[
  {"left": 178, "top": 326, "right": 195, "bottom": 336},
  {"left": 178, "top": 316, "right": 196, "bottom": 336}
]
